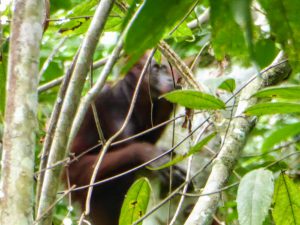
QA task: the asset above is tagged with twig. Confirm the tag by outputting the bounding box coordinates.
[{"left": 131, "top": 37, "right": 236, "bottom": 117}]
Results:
[
  {"left": 187, "top": 8, "right": 210, "bottom": 30},
  {"left": 67, "top": 33, "right": 123, "bottom": 149},
  {"left": 169, "top": 123, "right": 211, "bottom": 225},
  {"left": 63, "top": 118, "right": 208, "bottom": 193},
  {"left": 38, "top": 57, "right": 108, "bottom": 93},
  {"left": 39, "top": 37, "right": 67, "bottom": 81},
  {"left": 34, "top": 186, "right": 76, "bottom": 223},
  {"left": 83, "top": 51, "right": 156, "bottom": 217}
]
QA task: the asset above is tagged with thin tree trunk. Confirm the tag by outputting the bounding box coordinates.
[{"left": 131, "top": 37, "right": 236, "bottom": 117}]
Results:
[{"left": 0, "top": 0, "right": 45, "bottom": 224}]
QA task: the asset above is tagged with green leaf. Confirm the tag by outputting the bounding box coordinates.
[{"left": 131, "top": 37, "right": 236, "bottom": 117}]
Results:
[
  {"left": 162, "top": 90, "right": 226, "bottom": 110},
  {"left": 237, "top": 169, "right": 274, "bottom": 225},
  {"left": 261, "top": 122, "right": 300, "bottom": 152},
  {"left": 148, "top": 132, "right": 216, "bottom": 170},
  {"left": 119, "top": 178, "right": 151, "bottom": 225},
  {"left": 0, "top": 58, "right": 6, "bottom": 116},
  {"left": 253, "top": 38, "right": 277, "bottom": 68},
  {"left": 171, "top": 22, "right": 194, "bottom": 42},
  {"left": 218, "top": 78, "right": 236, "bottom": 92},
  {"left": 258, "top": 0, "right": 300, "bottom": 71},
  {"left": 230, "top": 0, "right": 254, "bottom": 61},
  {"left": 209, "top": 0, "right": 248, "bottom": 61},
  {"left": 254, "top": 86, "right": 300, "bottom": 99},
  {"left": 124, "top": 0, "right": 196, "bottom": 54},
  {"left": 245, "top": 103, "right": 300, "bottom": 116},
  {"left": 273, "top": 173, "right": 300, "bottom": 225},
  {"left": 57, "top": 0, "right": 124, "bottom": 34},
  {"left": 51, "top": 0, "right": 72, "bottom": 12}
]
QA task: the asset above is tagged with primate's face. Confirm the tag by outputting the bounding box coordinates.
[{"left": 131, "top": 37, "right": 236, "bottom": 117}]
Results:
[{"left": 148, "top": 61, "right": 179, "bottom": 98}]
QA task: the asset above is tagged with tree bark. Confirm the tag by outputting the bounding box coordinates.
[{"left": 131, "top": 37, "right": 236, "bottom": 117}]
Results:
[{"left": 0, "top": 0, "right": 45, "bottom": 224}]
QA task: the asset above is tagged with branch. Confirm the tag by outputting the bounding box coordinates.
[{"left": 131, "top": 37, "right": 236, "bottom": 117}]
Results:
[
  {"left": 35, "top": 51, "right": 80, "bottom": 211},
  {"left": 0, "top": 0, "right": 45, "bottom": 224},
  {"left": 35, "top": 1, "right": 115, "bottom": 224},
  {"left": 158, "top": 41, "right": 204, "bottom": 91},
  {"left": 67, "top": 31, "right": 123, "bottom": 149},
  {"left": 187, "top": 8, "right": 210, "bottom": 30},
  {"left": 38, "top": 57, "right": 109, "bottom": 93},
  {"left": 184, "top": 52, "right": 291, "bottom": 225}
]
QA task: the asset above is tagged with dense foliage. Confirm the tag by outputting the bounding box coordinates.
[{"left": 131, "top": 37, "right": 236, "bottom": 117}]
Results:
[{"left": 1, "top": 0, "right": 300, "bottom": 225}]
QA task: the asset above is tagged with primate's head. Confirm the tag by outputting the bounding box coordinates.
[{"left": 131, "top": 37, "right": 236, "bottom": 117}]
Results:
[
  {"left": 124, "top": 54, "right": 181, "bottom": 98},
  {"left": 147, "top": 62, "right": 175, "bottom": 97}
]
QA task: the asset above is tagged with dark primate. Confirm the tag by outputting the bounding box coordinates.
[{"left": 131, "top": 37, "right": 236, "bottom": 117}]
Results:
[{"left": 66, "top": 57, "right": 179, "bottom": 225}]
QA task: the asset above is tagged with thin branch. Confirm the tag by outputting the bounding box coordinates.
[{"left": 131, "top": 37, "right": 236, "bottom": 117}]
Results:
[
  {"left": 265, "top": 151, "right": 300, "bottom": 169},
  {"left": 170, "top": 123, "right": 211, "bottom": 225},
  {"left": 67, "top": 34, "right": 123, "bottom": 149},
  {"left": 170, "top": 156, "right": 193, "bottom": 225},
  {"left": 181, "top": 182, "right": 239, "bottom": 197},
  {"left": 187, "top": 8, "right": 210, "bottom": 30},
  {"left": 38, "top": 57, "right": 109, "bottom": 93},
  {"left": 35, "top": 51, "right": 80, "bottom": 210},
  {"left": 39, "top": 37, "right": 67, "bottom": 81},
  {"left": 34, "top": 186, "right": 76, "bottom": 224},
  {"left": 69, "top": 118, "right": 207, "bottom": 193},
  {"left": 83, "top": 51, "right": 156, "bottom": 217},
  {"left": 89, "top": 65, "right": 106, "bottom": 144},
  {"left": 34, "top": 114, "right": 189, "bottom": 178}
]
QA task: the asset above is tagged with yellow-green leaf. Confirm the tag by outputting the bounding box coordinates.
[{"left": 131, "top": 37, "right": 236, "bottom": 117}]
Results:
[
  {"left": 254, "top": 86, "right": 300, "bottom": 99},
  {"left": 162, "top": 90, "right": 226, "bottom": 110},
  {"left": 273, "top": 173, "right": 300, "bottom": 225},
  {"left": 119, "top": 178, "right": 151, "bottom": 225},
  {"left": 245, "top": 103, "right": 300, "bottom": 116}
]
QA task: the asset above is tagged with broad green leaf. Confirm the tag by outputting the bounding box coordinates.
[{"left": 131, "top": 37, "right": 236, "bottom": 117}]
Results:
[
  {"left": 218, "top": 78, "right": 236, "bottom": 92},
  {"left": 121, "top": 0, "right": 142, "bottom": 30},
  {"left": 209, "top": 0, "right": 248, "bottom": 61},
  {"left": 254, "top": 86, "right": 300, "bottom": 99},
  {"left": 237, "top": 169, "right": 274, "bottom": 225},
  {"left": 119, "top": 178, "right": 151, "bottom": 225},
  {"left": 258, "top": 0, "right": 300, "bottom": 71},
  {"left": 273, "top": 174, "right": 300, "bottom": 225},
  {"left": 124, "top": 0, "right": 196, "bottom": 54},
  {"left": 162, "top": 90, "right": 226, "bottom": 110},
  {"left": 148, "top": 132, "right": 216, "bottom": 170},
  {"left": 262, "top": 122, "right": 300, "bottom": 152},
  {"left": 253, "top": 38, "right": 277, "bottom": 68},
  {"left": 245, "top": 103, "right": 300, "bottom": 116},
  {"left": 231, "top": 0, "right": 254, "bottom": 61}
]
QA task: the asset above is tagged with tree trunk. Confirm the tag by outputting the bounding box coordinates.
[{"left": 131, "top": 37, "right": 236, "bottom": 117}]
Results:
[{"left": 0, "top": 0, "right": 45, "bottom": 224}]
